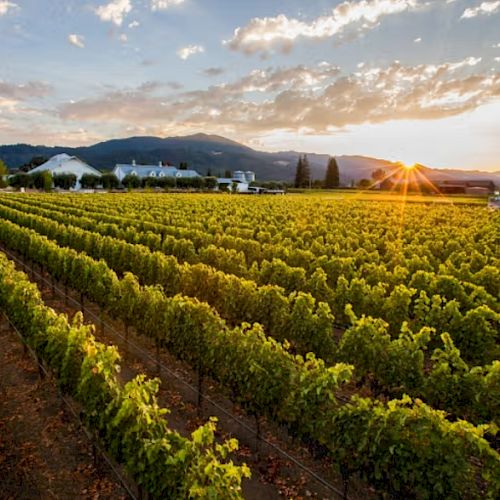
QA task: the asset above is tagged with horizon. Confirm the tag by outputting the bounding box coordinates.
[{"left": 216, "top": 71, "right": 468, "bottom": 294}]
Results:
[
  {"left": 1, "top": 1, "right": 499, "bottom": 171},
  {"left": 2, "top": 131, "right": 500, "bottom": 175}
]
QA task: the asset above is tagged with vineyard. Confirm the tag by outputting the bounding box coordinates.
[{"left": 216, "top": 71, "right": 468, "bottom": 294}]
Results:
[{"left": 0, "top": 191, "right": 498, "bottom": 499}]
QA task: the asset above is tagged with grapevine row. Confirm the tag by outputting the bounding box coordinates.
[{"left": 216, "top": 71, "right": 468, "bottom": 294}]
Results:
[
  {"left": 0, "top": 251, "right": 249, "bottom": 499},
  {"left": 0, "top": 217, "right": 498, "bottom": 498},
  {"left": 0, "top": 196, "right": 498, "bottom": 371}
]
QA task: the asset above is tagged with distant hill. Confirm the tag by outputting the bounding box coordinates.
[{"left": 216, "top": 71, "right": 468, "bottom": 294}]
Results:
[{"left": 1, "top": 134, "right": 499, "bottom": 185}]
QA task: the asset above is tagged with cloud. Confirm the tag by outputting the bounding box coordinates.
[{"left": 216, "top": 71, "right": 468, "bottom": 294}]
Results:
[
  {"left": 177, "top": 44, "right": 205, "bottom": 60},
  {"left": 68, "top": 34, "right": 85, "bottom": 49},
  {"left": 128, "top": 20, "right": 140, "bottom": 28},
  {"left": 0, "top": 80, "right": 53, "bottom": 100},
  {"left": 95, "top": 0, "right": 132, "bottom": 26},
  {"left": 151, "top": 0, "right": 184, "bottom": 10},
  {"left": 167, "top": 81, "right": 184, "bottom": 90},
  {"left": 221, "top": 63, "right": 341, "bottom": 93},
  {"left": 414, "top": 37, "right": 422, "bottom": 42},
  {"left": 203, "top": 67, "right": 226, "bottom": 77},
  {"left": 119, "top": 33, "right": 128, "bottom": 43},
  {"left": 0, "top": 1, "right": 18, "bottom": 16},
  {"left": 461, "top": 1, "right": 500, "bottom": 19},
  {"left": 58, "top": 57, "right": 498, "bottom": 138},
  {"left": 225, "top": 0, "right": 421, "bottom": 55}
]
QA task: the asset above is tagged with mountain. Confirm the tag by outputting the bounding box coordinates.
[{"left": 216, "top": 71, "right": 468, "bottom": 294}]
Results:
[{"left": 1, "top": 134, "right": 499, "bottom": 185}]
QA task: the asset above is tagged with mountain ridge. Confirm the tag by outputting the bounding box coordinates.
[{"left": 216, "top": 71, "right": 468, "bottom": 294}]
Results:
[{"left": 1, "top": 135, "right": 498, "bottom": 185}]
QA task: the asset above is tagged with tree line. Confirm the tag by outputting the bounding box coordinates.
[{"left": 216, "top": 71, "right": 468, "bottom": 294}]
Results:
[{"left": 295, "top": 155, "right": 340, "bottom": 189}]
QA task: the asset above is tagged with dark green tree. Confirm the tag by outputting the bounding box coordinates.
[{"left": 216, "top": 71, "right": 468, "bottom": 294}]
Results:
[
  {"left": 203, "top": 176, "right": 218, "bottom": 190},
  {"left": 100, "top": 173, "right": 120, "bottom": 189},
  {"left": 80, "top": 174, "right": 101, "bottom": 189},
  {"left": 224, "top": 169, "right": 232, "bottom": 178},
  {"left": 0, "top": 159, "right": 8, "bottom": 188},
  {"left": 42, "top": 171, "right": 53, "bottom": 192},
  {"left": 53, "top": 173, "right": 77, "bottom": 190},
  {"left": 122, "top": 174, "right": 141, "bottom": 189},
  {"left": 19, "top": 155, "right": 48, "bottom": 172},
  {"left": 372, "top": 168, "right": 386, "bottom": 181},
  {"left": 324, "top": 157, "right": 340, "bottom": 188},
  {"left": 358, "top": 178, "right": 372, "bottom": 188},
  {"left": 294, "top": 154, "right": 311, "bottom": 188},
  {"left": 179, "top": 161, "right": 188, "bottom": 170},
  {"left": 8, "top": 173, "right": 30, "bottom": 189}
]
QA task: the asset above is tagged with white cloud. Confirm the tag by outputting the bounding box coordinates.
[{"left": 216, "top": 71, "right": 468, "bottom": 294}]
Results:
[
  {"left": 0, "top": 80, "right": 52, "bottom": 100},
  {"left": 177, "top": 44, "right": 205, "bottom": 60},
  {"left": 0, "top": 1, "right": 18, "bottom": 16},
  {"left": 226, "top": 0, "right": 420, "bottom": 55},
  {"left": 119, "top": 33, "right": 128, "bottom": 43},
  {"left": 95, "top": 0, "right": 132, "bottom": 26},
  {"left": 58, "top": 56, "right": 498, "bottom": 138},
  {"left": 151, "top": 0, "right": 184, "bottom": 10},
  {"left": 461, "top": 1, "right": 500, "bottom": 19},
  {"left": 414, "top": 37, "right": 422, "bottom": 42},
  {"left": 128, "top": 20, "right": 140, "bottom": 28},
  {"left": 68, "top": 34, "right": 85, "bottom": 49}
]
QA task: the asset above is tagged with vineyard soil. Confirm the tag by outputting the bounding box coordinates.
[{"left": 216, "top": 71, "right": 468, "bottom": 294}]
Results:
[
  {"left": 5, "top": 244, "right": 370, "bottom": 500},
  {"left": 0, "top": 316, "right": 127, "bottom": 499}
]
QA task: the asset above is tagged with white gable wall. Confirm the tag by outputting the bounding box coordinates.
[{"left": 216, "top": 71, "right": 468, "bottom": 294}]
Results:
[{"left": 28, "top": 155, "right": 101, "bottom": 190}]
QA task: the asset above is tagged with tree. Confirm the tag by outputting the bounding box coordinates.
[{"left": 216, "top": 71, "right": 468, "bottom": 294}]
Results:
[
  {"left": 294, "top": 154, "right": 311, "bottom": 188},
  {"left": 179, "top": 162, "right": 188, "bottom": 170},
  {"left": 53, "top": 173, "right": 77, "bottom": 190},
  {"left": 358, "top": 178, "right": 372, "bottom": 188},
  {"left": 80, "top": 174, "right": 101, "bottom": 189},
  {"left": 19, "top": 156, "right": 48, "bottom": 172},
  {"left": 224, "top": 169, "right": 232, "bottom": 178},
  {"left": 203, "top": 176, "right": 218, "bottom": 190},
  {"left": 122, "top": 174, "right": 141, "bottom": 189},
  {"left": 100, "top": 173, "right": 120, "bottom": 190},
  {"left": 324, "top": 157, "right": 340, "bottom": 189},
  {"left": 0, "top": 159, "right": 8, "bottom": 188},
  {"left": 372, "top": 168, "right": 386, "bottom": 181},
  {"left": 42, "top": 171, "right": 53, "bottom": 192},
  {"left": 8, "top": 173, "right": 30, "bottom": 189}
]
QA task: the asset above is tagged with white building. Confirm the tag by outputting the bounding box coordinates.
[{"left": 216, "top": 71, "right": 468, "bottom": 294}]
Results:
[
  {"left": 28, "top": 153, "right": 102, "bottom": 189},
  {"left": 216, "top": 177, "right": 249, "bottom": 192},
  {"left": 112, "top": 161, "right": 201, "bottom": 182},
  {"left": 217, "top": 170, "right": 256, "bottom": 192}
]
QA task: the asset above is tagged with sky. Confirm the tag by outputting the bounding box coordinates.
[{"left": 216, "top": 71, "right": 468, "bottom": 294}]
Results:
[{"left": 0, "top": 0, "right": 499, "bottom": 171}]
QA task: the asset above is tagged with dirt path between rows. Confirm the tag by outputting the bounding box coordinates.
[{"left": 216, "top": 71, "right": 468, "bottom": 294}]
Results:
[
  {"left": 0, "top": 245, "right": 375, "bottom": 499},
  {"left": 0, "top": 315, "right": 127, "bottom": 500}
]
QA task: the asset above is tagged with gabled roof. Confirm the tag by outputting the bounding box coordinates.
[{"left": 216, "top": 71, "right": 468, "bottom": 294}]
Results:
[
  {"left": 113, "top": 164, "right": 201, "bottom": 178},
  {"left": 29, "top": 154, "right": 102, "bottom": 176}
]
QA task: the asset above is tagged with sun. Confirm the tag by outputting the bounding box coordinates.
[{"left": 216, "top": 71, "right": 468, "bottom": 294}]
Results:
[{"left": 403, "top": 163, "right": 416, "bottom": 170}]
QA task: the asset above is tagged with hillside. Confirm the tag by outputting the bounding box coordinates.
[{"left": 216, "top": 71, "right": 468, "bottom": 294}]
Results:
[{"left": 1, "top": 134, "right": 499, "bottom": 185}]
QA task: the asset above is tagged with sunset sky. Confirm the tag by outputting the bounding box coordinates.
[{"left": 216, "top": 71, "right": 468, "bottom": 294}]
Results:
[{"left": 0, "top": 0, "right": 499, "bottom": 170}]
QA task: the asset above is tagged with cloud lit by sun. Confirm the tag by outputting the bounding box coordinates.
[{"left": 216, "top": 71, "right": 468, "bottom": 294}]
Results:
[{"left": 0, "top": 0, "right": 499, "bottom": 171}]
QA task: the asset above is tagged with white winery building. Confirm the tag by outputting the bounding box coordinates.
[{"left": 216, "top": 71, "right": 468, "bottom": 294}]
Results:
[{"left": 28, "top": 154, "right": 102, "bottom": 189}]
